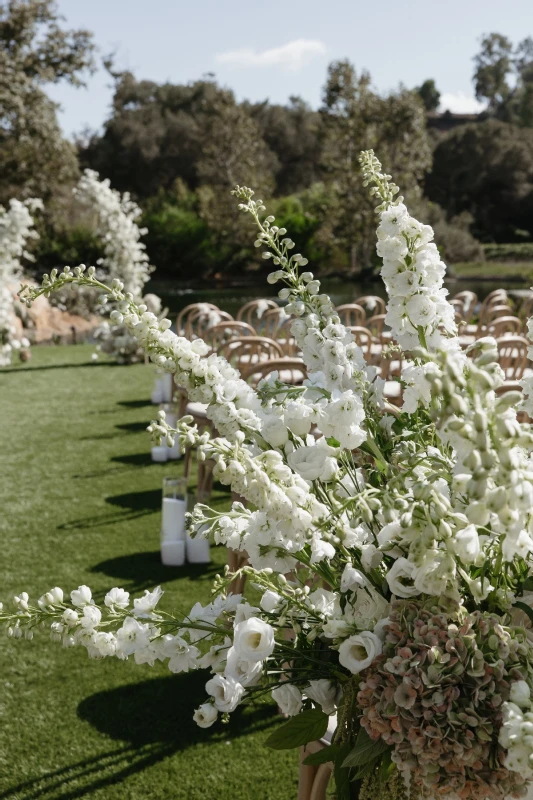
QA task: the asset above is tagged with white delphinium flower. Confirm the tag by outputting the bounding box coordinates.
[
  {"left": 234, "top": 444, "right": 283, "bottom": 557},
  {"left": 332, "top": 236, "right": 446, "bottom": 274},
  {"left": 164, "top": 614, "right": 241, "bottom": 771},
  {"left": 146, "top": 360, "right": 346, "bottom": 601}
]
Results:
[{"left": 105, "top": 588, "right": 130, "bottom": 610}]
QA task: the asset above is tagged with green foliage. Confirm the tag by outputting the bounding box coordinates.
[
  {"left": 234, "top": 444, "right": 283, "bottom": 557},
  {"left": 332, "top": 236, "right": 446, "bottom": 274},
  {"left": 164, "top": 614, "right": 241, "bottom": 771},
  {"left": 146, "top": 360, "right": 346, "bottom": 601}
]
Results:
[
  {"left": 426, "top": 119, "right": 533, "bottom": 241},
  {"left": 473, "top": 32, "right": 533, "bottom": 125},
  {"left": 0, "top": 0, "right": 95, "bottom": 203},
  {"left": 484, "top": 242, "right": 533, "bottom": 260},
  {"left": 341, "top": 727, "right": 390, "bottom": 769},
  {"left": 265, "top": 709, "right": 329, "bottom": 750},
  {"left": 416, "top": 79, "right": 441, "bottom": 112}
]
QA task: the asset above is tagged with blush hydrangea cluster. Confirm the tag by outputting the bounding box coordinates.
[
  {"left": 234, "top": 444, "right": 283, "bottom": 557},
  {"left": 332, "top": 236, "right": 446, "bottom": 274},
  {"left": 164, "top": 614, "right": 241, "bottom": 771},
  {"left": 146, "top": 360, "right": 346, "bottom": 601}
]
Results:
[{"left": 358, "top": 598, "right": 533, "bottom": 800}]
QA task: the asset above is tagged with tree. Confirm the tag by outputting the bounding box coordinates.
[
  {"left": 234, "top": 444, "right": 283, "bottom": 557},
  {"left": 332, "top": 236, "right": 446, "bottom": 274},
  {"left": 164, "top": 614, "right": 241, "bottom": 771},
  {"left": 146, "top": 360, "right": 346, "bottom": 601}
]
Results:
[
  {"left": 416, "top": 79, "right": 440, "bottom": 112},
  {"left": 425, "top": 119, "right": 533, "bottom": 241},
  {"left": 246, "top": 96, "right": 322, "bottom": 195},
  {"left": 319, "top": 59, "right": 431, "bottom": 272},
  {"left": 473, "top": 33, "right": 533, "bottom": 125},
  {"left": 0, "top": 0, "right": 95, "bottom": 203}
]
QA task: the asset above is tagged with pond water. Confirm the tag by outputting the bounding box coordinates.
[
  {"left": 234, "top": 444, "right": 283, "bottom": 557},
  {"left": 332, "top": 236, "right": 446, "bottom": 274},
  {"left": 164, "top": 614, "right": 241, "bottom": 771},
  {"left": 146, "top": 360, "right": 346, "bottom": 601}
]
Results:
[{"left": 148, "top": 276, "right": 529, "bottom": 319}]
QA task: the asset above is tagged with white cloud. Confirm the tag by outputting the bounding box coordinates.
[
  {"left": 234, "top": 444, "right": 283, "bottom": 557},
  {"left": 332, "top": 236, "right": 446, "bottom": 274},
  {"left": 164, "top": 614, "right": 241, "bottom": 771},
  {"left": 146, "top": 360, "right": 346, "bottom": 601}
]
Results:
[
  {"left": 215, "top": 39, "right": 327, "bottom": 72},
  {"left": 438, "top": 91, "right": 486, "bottom": 114}
]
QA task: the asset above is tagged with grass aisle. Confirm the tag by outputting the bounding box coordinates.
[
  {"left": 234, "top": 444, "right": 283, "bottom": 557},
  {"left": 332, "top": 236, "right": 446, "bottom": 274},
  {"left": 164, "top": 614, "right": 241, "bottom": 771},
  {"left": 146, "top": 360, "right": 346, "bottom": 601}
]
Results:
[{"left": 0, "top": 344, "right": 297, "bottom": 800}]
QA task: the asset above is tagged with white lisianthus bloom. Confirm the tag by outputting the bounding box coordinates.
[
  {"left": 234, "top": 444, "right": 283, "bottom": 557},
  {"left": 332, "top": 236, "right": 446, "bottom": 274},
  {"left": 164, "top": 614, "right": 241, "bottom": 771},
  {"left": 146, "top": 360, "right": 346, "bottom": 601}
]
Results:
[
  {"left": 205, "top": 674, "right": 245, "bottom": 712},
  {"left": 133, "top": 586, "right": 163, "bottom": 617},
  {"left": 260, "top": 590, "right": 281, "bottom": 613},
  {"left": 193, "top": 703, "right": 218, "bottom": 729},
  {"left": 272, "top": 684, "right": 303, "bottom": 716},
  {"left": 71, "top": 585, "right": 93, "bottom": 607},
  {"left": 224, "top": 646, "right": 262, "bottom": 687},
  {"left": 305, "top": 679, "right": 337, "bottom": 715},
  {"left": 338, "top": 631, "right": 382, "bottom": 674},
  {"left": 385, "top": 558, "right": 419, "bottom": 598},
  {"left": 105, "top": 588, "right": 130, "bottom": 610},
  {"left": 287, "top": 445, "right": 338, "bottom": 482},
  {"left": 233, "top": 617, "right": 275, "bottom": 663}
]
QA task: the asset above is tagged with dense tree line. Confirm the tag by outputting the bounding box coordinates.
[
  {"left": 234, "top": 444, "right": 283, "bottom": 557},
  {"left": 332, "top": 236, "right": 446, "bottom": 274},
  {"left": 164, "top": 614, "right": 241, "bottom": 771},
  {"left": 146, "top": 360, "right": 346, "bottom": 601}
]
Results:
[{"left": 1, "top": 1, "right": 533, "bottom": 280}]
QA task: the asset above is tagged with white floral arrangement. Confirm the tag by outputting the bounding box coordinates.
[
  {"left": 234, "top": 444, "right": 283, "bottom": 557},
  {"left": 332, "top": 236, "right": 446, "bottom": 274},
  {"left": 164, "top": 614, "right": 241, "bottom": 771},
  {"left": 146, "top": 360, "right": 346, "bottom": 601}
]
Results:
[
  {"left": 74, "top": 169, "right": 162, "bottom": 363},
  {"left": 8, "top": 151, "right": 533, "bottom": 800},
  {"left": 0, "top": 197, "right": 42, "bottom": 366}
]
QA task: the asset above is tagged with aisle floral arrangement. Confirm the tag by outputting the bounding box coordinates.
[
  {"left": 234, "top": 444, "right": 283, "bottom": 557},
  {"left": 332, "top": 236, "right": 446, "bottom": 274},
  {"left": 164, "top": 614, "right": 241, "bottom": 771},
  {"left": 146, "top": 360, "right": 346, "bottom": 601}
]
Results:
[
  {"left": 5, "top": 151, "right": 533, "bottom": 800},
  {"left": 0, "top": 197, "right": 42, "bottom": 365},
  {"left": 74, "top": 169, "right": 160, "bottom": 363}
]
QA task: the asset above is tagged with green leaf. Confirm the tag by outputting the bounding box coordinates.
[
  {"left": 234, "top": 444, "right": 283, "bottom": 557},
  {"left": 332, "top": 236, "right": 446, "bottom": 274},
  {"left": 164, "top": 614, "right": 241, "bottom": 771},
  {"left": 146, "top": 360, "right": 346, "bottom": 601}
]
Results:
[
  {"left": 333, "top": 742, "right": 355, "bottom": 800},
  {"left": 513, "top": 600, "right": 533, "bottom": 626},
  {"left": 521, "top": 578, "right": 533, "bottom": 591},
  {"left": 265, "top": 709, "right": 329, "bottom": 750},
  {"left": 342, "top": 727, "right": 390, "bottom": 768},
  {"left": 326, "top": 437, "right": 341, "bottom": 448},
  {"left": 302, "top": 743, "right": 340, "bottom": 766},
  {"left": 352, "top": 757, "right": 378, "bottom": 780},
  {"left": 378, "top": 750, "right": 394, "bottom": 782}
]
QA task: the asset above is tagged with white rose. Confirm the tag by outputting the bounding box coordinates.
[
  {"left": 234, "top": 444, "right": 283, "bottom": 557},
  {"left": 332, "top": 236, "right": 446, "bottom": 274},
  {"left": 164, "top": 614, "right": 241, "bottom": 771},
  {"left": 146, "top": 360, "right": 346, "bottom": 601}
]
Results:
[
  {"left": 288, "top": 445, "right": 338, "bottom": 482},
  {"left": 307, "top": 588, "right": 339, "bottom": 617},
  {"left": 205, "top": 674, "right": 245, "bottom": 712},
  {"left": 510, "top": 680, "right": 531, "bottom": 709},
  {"left": 373, "top": 617, "right": 391, "bottom": 641},
  {"left": 261, "top": 415, "right": 289, "bottom": 448},
  {"left": 338, "top": 631, "right": 382, "bottom": 674},
  {"left": 272, "top": 683, "right": 303, "bottom": 716},
  {"left": 341, "top": 564, "right": 367, "bottom": 593},
  {"left": 193, "top": 703, "right": 218, "bottom": 728},
  {"left": 453, "top": 524, "right": 480, "bottom": 564},
  {"left": 260, "top": 590, "right": 281, "bottom": 613},
  {"left": 385, "top": 558, "right": 419, "bottom": 598},
  {"left": 233, "top": 617, "right": 275, "bottom": 663},
  {"left": 305, "top": 679, "right": 337, "bottom": 715},
  {"left": 283, "top": 400, "right": 315, "bottom": 437}
]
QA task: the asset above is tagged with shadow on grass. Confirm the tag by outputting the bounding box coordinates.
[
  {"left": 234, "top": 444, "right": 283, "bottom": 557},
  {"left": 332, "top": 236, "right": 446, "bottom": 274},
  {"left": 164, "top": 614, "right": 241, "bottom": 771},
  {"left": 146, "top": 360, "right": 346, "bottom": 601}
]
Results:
[
  {"left": 106, "top": 489, "right": 161, "bottom": 510},
  {"left": 57, "top": 489, "right": 160, "bottom": 531},
  {"left": 91, "top": 550, "right": 220, "bottom": 591},
  {"left": 0, "top": 362, "right": 115, "bottom": 374},
  {"left": 58, "top": 508, "right": 155, "bottom": 531},
  {"left": 73, "top": 453, "right": 154, "bottom": 478},
  {"left": 0, "top": 675, "right": 280, "bottom": 800},
  {"left": 115, "top": 421, "right": 151, "bottom": 434},
  {"left": 117, "top": 399, "right": 153, "bottom": 409}
]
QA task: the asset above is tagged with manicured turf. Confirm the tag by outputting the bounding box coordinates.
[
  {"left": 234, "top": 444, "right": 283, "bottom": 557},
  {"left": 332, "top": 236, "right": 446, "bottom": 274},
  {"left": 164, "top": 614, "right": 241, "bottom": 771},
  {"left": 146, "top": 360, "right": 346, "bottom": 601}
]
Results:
[
  {"left": 0, "top": 344, "right": 297, "bottom": 800},
  {"left": 453, "top": 260, "right": 533, "bottom": 282}
]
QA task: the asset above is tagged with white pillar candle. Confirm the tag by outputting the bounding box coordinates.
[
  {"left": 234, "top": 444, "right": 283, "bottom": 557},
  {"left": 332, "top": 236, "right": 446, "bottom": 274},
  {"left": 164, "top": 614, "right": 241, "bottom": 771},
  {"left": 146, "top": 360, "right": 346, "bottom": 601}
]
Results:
[
  {"left": 162, "top": 372, "right": 174, "bottom": 403},
  {"left": 161, "top": 539, "right": 185, "bottom": 566},
  {"left": 151, "top": 446, "right": 168, "bottom": 463},
  {"left": 186, "top": 533, "right": 210, "bottom": 564},
  {"left": 161, "top": 497, "right": 186, "bottom": 540},
  {"left": 151, "top": 377, "right": 165, "bottom": 404}
]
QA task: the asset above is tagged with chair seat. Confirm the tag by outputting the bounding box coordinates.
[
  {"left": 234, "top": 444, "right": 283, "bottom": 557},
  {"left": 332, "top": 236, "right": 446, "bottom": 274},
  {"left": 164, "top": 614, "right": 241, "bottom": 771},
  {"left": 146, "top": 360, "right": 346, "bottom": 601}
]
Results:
[
  {"left": 383, "top": 381, "right": 402, "bottom": 398},
  {"left": 186, "top": 401, "right": 209, "bottom": 418}
]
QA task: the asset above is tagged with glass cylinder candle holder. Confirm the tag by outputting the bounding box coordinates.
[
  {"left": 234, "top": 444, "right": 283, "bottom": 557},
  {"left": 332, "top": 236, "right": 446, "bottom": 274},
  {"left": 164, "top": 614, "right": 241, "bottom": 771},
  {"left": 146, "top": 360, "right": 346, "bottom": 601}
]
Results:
[
  {"left": 186, "top": 489, "right": 211, "bottom": 564},
  {"left": 161, "top": 477, "right": 188, "bottom": 542}
]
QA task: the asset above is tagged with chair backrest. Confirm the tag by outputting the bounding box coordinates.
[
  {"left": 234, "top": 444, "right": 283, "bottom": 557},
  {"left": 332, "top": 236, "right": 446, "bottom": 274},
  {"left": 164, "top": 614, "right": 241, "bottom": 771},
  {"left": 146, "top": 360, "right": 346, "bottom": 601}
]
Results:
[
  {"left": 205, "top": 321, "right": 256, "bottom": 351},
  {"left": 497, "top": 336, "right": 529, "bottom": 379},
  {"left": 366, "top": 314, "right": 387, "bottom": 340},
  {"left": 519, "top": 294, "right": 533, "bottom": 320},
  {"left": 335, "top": 304, "right": 366, "bottom": 327},
  {"left": 256, "top": 307, "right": 290, "bottom": 339},
  {"left": 276, "top": 317, "right": 299, "bottom": 357},
  {"left": 242, "top": 358, "right": 308, "bottom": 388},
  {"left": 217, "top": 336, "right": 284, "bottom": 372},
  {"left": 355, "top": 296, "right": 386, "bottom": 317},
  {"left": 176, "top": 303, "right": 219, "bottom": 336},
  {"left": 347, "top": 326, "right": 373, "bottom": 355},
  {"left": 236, "top": 299, "right": 279, "bottom": 326},
  {"left": 185, "top": 308, "right": 233, "bottom": 340},
  {"left": 380, "top": 351, "right": 403, "bottom": 381},
  {"left": 486, "top": 316, "right": 523, "bottom": 338},
  {"left": 452, "top": 291, "right": 478, "bottom": 323},
  {"left": 486, "top": 304, "right": 514, "bottom": 323}
]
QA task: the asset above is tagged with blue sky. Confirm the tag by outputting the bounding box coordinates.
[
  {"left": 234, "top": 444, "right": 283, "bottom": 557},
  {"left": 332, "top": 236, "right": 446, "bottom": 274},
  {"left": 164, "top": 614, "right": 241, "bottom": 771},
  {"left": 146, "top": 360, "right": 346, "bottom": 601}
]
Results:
[{"left": 49, "top": 0, "right": 533, "bottom": 138}]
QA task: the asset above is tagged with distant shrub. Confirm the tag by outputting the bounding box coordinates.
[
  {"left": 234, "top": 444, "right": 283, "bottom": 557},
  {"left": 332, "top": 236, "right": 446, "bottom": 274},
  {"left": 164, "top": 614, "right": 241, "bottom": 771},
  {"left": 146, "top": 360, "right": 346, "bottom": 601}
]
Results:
[{"left": 483, "top": 242, "right": 533, "bottom": 261}]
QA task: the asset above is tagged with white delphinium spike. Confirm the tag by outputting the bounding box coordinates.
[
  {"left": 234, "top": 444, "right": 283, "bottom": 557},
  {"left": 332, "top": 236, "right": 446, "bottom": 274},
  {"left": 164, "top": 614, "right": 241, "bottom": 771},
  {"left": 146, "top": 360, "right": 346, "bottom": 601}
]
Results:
[{"left": 74, "top": 169, "right": 152, "bottom": 297}]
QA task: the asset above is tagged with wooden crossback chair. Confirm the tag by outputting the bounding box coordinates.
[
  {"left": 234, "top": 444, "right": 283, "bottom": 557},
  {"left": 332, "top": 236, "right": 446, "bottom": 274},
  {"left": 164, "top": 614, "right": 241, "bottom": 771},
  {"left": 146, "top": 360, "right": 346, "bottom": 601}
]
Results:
[
  {"left": 486, "top": 316, "right": 523, "bottom": 338},
  {"left": 497, "top": 335, "right": 529, "bottom": 380},
  {"left": 355, "top": 295, "right": 386, "bottom": 317},
  {"left": 242, "top": 357, "right": 308, "bottom": 389},
  {"left": 335, "top": 303, "right": 366, "bottom": 327},
  {"left": 236, "top": 299, "right": 279, "bottom": 327},
  {"left": 176, "top": 303, "right": 219, "bottom": 337},
  {"left": 217, "top": 336, "right": 284, "bottom": 372},
  {"left": 205, "top": 321, "right": 256, "bottom": 351}
]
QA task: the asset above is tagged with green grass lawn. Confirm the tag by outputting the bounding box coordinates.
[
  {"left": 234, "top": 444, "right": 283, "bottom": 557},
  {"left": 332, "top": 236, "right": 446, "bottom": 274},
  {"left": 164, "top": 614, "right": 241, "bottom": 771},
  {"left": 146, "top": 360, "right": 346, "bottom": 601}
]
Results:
[
  {"left": 0, "top": 344, "right": 297, "bottom": 800},
  {"left": 453, "top": 260, "right": 533, "bottom": 282}
]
